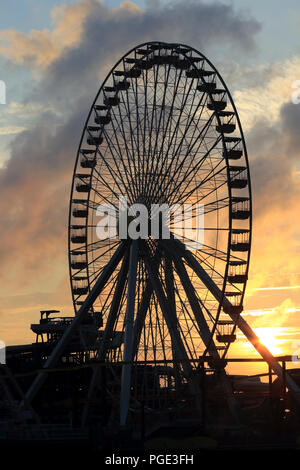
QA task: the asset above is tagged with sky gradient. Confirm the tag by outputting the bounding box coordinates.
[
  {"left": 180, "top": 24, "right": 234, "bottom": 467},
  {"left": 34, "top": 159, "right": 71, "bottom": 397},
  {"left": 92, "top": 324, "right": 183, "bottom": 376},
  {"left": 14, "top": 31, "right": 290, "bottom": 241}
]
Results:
[{"left": 1, "top": 0, "right": 300, "bottom": 375}]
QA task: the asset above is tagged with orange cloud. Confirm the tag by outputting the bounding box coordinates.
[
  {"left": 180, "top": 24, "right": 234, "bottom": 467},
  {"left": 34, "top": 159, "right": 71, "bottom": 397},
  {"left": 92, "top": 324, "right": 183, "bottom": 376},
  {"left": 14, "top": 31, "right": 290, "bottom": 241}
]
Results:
[{"left": 0, "top": 0, "right": 96, "bottom": 68}]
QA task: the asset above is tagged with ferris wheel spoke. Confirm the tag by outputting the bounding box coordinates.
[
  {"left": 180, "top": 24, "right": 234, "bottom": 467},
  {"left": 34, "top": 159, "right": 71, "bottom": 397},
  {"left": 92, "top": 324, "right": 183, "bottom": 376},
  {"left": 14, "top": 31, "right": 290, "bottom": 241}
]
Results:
[
  {"left": 181, "top": 250, "right": 234, "bottom": 304},
  {"left": 146, "top": 65, "right": 172, "bottom": 176},
  {"left": 176, "top": 175, "right": 229, "bottom": 210},
  {"left": 90, "top": 170, "right": 122, "bottom": 209},
  {"left": 145, "top": 68, "right": 176, "bottom": 198},
  {"left": 103, "top": 105, "right": 139, "bottom": 202},
  {"left": 195, "top": 246, "right": 247, "bottom": 271},
  {"left": 171, "top": 264, "right": 207, "bottom": 359},
  {"left": 94, "top": 137, "right": 129, "bottom": 195},
  {"left": 156, "top": 108, "right": 215, "bottom": 202},
  {"left": 193, "top": 251, "right": 230, "bottom": 282},
  {"left": 144, "top": 65, "right": 178, "bottom": 200},
  {"left": 143, "top": 69, "right": 159, "bottom": 180},
  {"left": 86, "top": 239, "right": 120, "bottom": 261},
  {"left": 173, "top": 104, "right": 215, "bottom": 169},
  {"left": 149, "top": 77, "right": 197, "bottom": 201},
  {"left": 179, "top": 236, "right": 230, "bottom": 265},
  {"left": 85, "top": 129, "right": 121, "bottom": 189},
  {"left": 174, "top": 160, "right": 227, "bottom": 207},
  {"left": 167, "top": 134, "right": 222, "bottom": 205},
  {"left": 86, "top": 242, "right": 123, "bottom": 285},
  {"left": 164, "top": 257, "right": 176, "bottom": 316},
  {"left": 197, "top": 242, "right": 230, "bottom": 262},
  {"left": 161, "top": 73, "right": 197, "bottom": 162},
  {"left": 109, "top": 96, "right": 138, "bottom": 201},
  {"left": 154, "top": 66, "right": 183, "bottom": 169},
  {"left": 140, "top": 63, "right": 151, "bottom": 197},
  {"left": 85, "top": 238, "right": 119, "bottom": 254},
  {"left": 164, "top": 94, "right": 212, "bottom": 183},
  {"left": 168, "top": 195, "right": 230, "bottom": 225},
  {"left": 88, "top": 182, "right": 120, "bottom": 210},
  {"left": 193, "top": 157, "right": 226, "bottom": 189},
  {"left": 119, "top": 82, "right": 141, "bottom": 192},
  {"left": 167, "top": 133, "right": 223, "bottom": 204},
  {"left": 143, "top": 62, "right": 160, "bottom": 196},
  {"left": 161, "top": 84, "right": 208, "bottom": 191},
  {"left": 98, "top": 129, "right": 136, "bottom": 202},
  {"left": 144, "top": 67, "right": 177, "bottom": 200},
  {"left": 154, "top": 294, "right": 169, "bottom": 364},
  {"left": 132, "top": 66, "right": 145, "bottom": 197}
]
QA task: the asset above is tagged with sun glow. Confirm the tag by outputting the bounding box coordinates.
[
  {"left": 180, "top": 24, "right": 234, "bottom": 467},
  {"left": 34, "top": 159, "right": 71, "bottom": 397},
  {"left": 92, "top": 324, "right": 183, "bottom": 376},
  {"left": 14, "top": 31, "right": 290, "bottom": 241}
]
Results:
[{"left": 254, "top": 327, "right": 284, "bottom": 356}]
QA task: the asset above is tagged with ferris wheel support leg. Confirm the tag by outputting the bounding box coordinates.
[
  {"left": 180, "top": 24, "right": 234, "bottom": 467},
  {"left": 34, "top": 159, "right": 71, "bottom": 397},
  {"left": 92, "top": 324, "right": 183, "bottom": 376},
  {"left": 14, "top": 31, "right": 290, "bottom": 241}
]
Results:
[
  {"left": 132, "top": 281, "right": 153, "bottom": 358},
  {"left": 120, "top": 240, "right": 139, "bottom": 427},
  {"left": 81, "top": 250, "right": 130, "bottom": 427},
  {"left": 170, "top": 251, "right": 241, "bottom": 423},
  {"left": 171, "top": 253, "right": 219, "bottom": 355},
  {"left": 178, "top": 241, "right": 300, "bottom": 401},
  {"left": 143, "top": 249, "right": 202, "bottom": 411},
  {"left": 21, "top": 242, "right": 127, "bottom": 410},
  {"left": 164, "top": 257, "right": 181, "bottom": 389},
  {"left": 132, "top": 249, "right": 162, "bottom": 357},
  {"left": 98, "top": 250, "right": 130, "bottom": 362}
]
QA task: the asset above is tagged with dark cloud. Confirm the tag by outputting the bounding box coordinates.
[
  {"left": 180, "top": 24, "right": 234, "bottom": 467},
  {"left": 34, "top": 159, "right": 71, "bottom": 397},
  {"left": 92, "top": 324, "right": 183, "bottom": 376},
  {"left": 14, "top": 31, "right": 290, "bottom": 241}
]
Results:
[
  {"left": 36, "top": 0, "right": 261, "bottom": 101},
  {"left": 281, "top": 101, "right": 300, "bottom": 158},
  {"left": 246, "top": 97, "right": 300, "bottom": 220}
]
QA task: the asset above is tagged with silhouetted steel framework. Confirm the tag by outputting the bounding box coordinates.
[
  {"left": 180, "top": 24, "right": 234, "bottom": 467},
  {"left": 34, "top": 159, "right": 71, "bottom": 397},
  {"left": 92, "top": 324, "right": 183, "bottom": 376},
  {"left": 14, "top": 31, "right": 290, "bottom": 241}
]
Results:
[{"left": 23, "top": 42, "right": 300, "bottom": 425}]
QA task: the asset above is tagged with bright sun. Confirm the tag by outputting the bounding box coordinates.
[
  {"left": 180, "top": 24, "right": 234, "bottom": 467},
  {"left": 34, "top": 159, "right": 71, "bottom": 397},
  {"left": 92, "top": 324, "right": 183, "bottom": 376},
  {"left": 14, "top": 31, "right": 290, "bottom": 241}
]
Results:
[{"left": 254, "top": 327, "right": 284, "bottom": 355}]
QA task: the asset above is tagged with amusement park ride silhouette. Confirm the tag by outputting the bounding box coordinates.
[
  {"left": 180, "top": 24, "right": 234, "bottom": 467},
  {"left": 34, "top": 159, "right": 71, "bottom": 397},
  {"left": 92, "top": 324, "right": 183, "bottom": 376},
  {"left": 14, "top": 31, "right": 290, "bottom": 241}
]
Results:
[{"left": 4, "top": 42, "right": 300, "bottom": 435}]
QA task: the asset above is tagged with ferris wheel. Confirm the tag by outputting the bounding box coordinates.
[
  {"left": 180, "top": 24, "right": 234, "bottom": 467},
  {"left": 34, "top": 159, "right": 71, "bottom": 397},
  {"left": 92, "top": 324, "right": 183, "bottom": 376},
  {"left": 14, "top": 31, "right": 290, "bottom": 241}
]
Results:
[
  {"left": 25, "top": 42, "right": 300, "bottom": 425},
  {"left": 69, "top": 41, "right": 251, "bottom": 370}
]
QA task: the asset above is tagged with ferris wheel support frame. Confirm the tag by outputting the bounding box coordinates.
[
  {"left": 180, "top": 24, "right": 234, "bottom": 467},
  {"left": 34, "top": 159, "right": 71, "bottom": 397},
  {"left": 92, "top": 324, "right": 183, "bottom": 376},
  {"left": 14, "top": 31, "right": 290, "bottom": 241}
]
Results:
[
  {"left": 167, "top": 249, "right": 241, "bottom": 422},
  {"left": 20, "top": 40, "right": 300, "bottom": 429},
  {"left": 21, "top": 238, "right": 300, "bottom": 421}
]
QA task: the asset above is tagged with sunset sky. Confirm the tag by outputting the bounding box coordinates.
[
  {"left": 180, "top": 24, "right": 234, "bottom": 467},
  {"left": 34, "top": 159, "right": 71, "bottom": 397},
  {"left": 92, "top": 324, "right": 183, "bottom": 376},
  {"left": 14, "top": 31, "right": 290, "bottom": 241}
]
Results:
[{"left": 1, "top": 0, "right": 300, "bottom": 374}]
